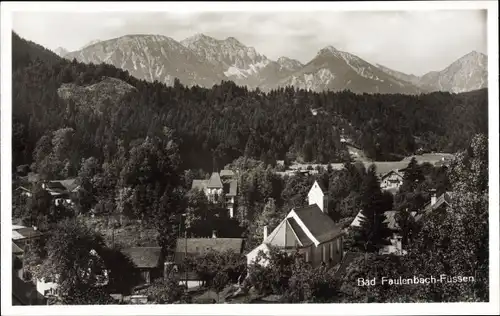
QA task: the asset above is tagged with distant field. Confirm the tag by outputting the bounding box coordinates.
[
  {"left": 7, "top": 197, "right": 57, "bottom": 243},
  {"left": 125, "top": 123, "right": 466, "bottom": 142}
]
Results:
[
  {"left": 86, "top": 215, "right": 159, "bottom": 248},
  {"left": 286, "top": 152, "right": 454, "bottom": 177},
  {"left": 401, "top": 153, "right": 454, "bottom": 164}
]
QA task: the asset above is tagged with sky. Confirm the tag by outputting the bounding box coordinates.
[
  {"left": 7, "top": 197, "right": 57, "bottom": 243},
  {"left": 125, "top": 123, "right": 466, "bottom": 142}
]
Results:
[{"left": 12, "top": 10, "right": 487, "bottom": 76}]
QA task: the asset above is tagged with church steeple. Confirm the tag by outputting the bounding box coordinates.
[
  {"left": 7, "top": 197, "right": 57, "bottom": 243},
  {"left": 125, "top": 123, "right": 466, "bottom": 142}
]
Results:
[{"left": 308, "top": 180, "right": 327, "bottom": 212}]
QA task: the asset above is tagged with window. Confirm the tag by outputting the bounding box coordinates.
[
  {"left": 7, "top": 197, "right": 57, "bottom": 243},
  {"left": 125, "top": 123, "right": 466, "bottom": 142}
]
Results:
[
  {"left": 140, "top": 270, "right": 150, "bottom": 284},
  {"left": 329, "top": 242, "right": 334, "bottom": 259},
  {"left": 305, "top": 250, "right": 309, "bottom": 262},
  {"left": 322, "top": 245, "right": 326, "bottom": 262}
]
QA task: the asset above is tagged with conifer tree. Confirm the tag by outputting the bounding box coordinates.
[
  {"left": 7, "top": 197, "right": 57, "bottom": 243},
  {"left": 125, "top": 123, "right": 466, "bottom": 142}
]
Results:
[{"left": 354, "top": 164, "right": 391, "bottom": 252}]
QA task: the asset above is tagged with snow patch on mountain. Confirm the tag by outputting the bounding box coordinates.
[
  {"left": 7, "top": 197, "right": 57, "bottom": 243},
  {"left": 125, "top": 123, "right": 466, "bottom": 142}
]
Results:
[{"left": 283, "top": 68, "right": 335, "bottom": 91}]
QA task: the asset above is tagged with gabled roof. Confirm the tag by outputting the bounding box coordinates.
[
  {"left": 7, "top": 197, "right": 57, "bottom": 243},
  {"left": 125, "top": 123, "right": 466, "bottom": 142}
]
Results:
[
  {"left": 191, "top": 179, "right": 208, "bottom": 191},
  {"left": 220, "top": 169, "right": 235, "bottom": 177},
  {"left": 264, "top": 217, "right": 314, "bottom": 248},
  {"left": 291, "top": 205, "right": 344, "bottom": 245},
  {"left": 308, "top": 180, "right": 325, "bottom": 196},
  {"left": 12, "top": 227, "right": 44, "bottom": 241},
  {"left": 45, "top": 179, "right": 79, "bottom": 192},
  {"left": 380, "top": 170, "right": 404, "bottom": 180},
  {"left": 416, "top": 191, "right": 454, "bottom": 221},
  {"left": 350, "top": 210, "right": 364, "bottom": 228},
  {"left": 12, "top": 242, "right": 24, "bottom": 255},
  {"left": 351, "top": 210, "right": 415, "bottom": 230},
  {"left": 207, "top": 172, "right": 223, "bottom": 189},
  {"left": 121, "top": 247, "right": 162, "bottom": 269},
  {"left": 286, "top": 217, "right": 314, "bottom": 247},
  {"left": 246, "top": 243, "right": 271, "bottom": 259}
]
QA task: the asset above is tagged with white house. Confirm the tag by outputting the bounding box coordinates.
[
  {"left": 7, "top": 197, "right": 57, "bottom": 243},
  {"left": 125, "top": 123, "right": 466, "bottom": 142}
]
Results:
[
  {"left": 41, "top": 179, "right": 81, "bottom": 206},
  {"left": 379, "top": 170, "right": 404, "bottom": 193},
  {"left": 191, "top": 170, "right": 238, "bottom": 218},
  {"left": 246, "top": 181, "right": 344, "bottom": 269},
  {"left": 36, "top": 277, "right": 59, "bottom": 298}
]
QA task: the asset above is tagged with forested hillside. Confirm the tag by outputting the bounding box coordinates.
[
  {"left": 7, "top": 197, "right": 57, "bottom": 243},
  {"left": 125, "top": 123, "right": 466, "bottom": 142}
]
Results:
[
  {"left": 12, "top": 32, "right": 61, "bottom": 70},
  {"left": 13, "top": 31, "right": 488, "bottom": 175}
]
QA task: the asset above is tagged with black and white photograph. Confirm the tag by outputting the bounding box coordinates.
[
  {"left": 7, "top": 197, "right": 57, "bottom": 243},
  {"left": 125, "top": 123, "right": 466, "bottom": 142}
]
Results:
[{"left": 1, "top": 1, "right": 499, "bottom": 315}]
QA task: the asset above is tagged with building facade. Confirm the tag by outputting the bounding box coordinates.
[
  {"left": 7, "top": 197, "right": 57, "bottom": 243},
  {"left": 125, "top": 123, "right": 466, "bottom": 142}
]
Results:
[
  {"left": 191, "top": 170, "right": 238, "bottom": 218},
  {"left": 246, "top": 181, "right": 344, "bottom": 269}
]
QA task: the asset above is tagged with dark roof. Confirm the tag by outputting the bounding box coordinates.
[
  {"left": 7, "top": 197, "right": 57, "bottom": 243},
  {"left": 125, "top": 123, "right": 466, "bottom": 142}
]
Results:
[
  {"left": 12, "top": 275, "right": 44, "bottom": 305},
  {"left": 286, "top": 218, "right": 314, "bottom": 247},
  {"left": 175, "top": 238, "right": 244, "bottom": 256},
  {"left": 45, "top": 181, "right": 66, "bottom": 191},
  {"left": 12, "top": 227, "right": 44, "bottom": 240},
  {"left": 12, "top": 242, "right": 24, "bottom": 254},
  {"left": 293, "top": 205, "right": 344, "bottom": 244},
  {"left": 207, "top": 172, "right": 223, "bottom": 189},
  {"left": 121, "top": 247, "right": 162, "bottom": 268},
  {"left": 47, "top": 179, "right": 79, "bottom": 192},
  {"left": 334, "top": 252, "right": 364, "bottom": 280}
]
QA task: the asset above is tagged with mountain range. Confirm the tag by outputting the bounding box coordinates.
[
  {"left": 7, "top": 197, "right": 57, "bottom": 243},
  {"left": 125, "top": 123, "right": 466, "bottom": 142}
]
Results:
[{"left": 59, "top": 33, "right": 488, "bottom": 94}]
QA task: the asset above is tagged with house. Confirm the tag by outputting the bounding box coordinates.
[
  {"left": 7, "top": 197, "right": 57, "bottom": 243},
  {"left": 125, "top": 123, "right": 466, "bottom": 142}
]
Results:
[
  {"left": 12, "top": 226, "right": 44, "bottom": 251},
  {"left": 173, "top": 237, "right": 245, "bottom": 288},
  {"left": 414, "top": 190, "right": 454, "bottom": 222},
  {"left": 34, "top": 248, "right": 109, "bottom": 299},
  {"left": 246, "top": 181, "right": 345, "bottom": 269},
  {"left": 349, "top": 210, "right": 364, "bottom": 228},
  {"left": 379, "top": 170, "right": 404, "bottom": 193},
  {"left": 41, "top": 179, "right": 81, "bottom": 206},
  {"left": 15, "top": 186, "right": 33, "bottom": 197},
  {"left": 350, "top": 209, "right": 415, "bottom": 256},
  {"left": 121, "top": 247, "right": 163, "bottom": 286},
  {"left": 191, "top": 170, "right": 239, "bottom": 218},
  {"left": 350, "top": 209, "right": 409, "bottom": 232}
]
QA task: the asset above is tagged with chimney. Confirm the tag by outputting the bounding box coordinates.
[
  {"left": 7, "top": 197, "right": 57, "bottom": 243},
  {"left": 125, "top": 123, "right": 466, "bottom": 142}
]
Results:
[
  {"left": 212, "top": 230, "right": 217, "bottom": 239},
  {"left": 263, "top": 226, "right": 268, "bottom": 242},
  {"left": 395, "top": 236, "right": 403, "bottom": 255},
  {"left": 163, "top": 261, "right": 173, "bottom": 280},
  {"left": 430, "top": 189, "right": 437, "bottom": 206}
]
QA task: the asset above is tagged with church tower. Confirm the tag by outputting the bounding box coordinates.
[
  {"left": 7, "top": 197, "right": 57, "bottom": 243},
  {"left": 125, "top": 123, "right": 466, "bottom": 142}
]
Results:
[{"left": 307, "top": 180, "right": 328, "bottom": 213}]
